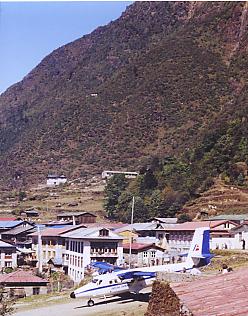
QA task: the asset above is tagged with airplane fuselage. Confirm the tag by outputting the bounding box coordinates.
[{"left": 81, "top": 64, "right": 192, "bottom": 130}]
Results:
[{"left": 72, "top": 272, "right": 154, "bottom": 299}]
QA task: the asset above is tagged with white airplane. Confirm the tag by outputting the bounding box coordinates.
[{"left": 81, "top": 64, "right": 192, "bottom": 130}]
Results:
[{"left": 70, "top": 227, "right": 211, "bottom": 306}]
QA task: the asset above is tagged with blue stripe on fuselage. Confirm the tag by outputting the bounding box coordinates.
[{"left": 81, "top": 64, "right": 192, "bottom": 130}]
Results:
[{"left": 76, "top": 276, "right": 155, "bottom": 295}]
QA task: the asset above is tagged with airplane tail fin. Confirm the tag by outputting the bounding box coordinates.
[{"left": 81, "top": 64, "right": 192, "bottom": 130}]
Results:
[{"left": 186, "top": 227, "right": 211, "bottom": 267}]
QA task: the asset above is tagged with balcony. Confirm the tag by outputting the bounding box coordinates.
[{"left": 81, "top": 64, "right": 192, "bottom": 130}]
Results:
[
  {"left": 5, "top": 255, "right": 12, "bottom": 259},
  {"left": 90, "top": 250, "right": 118, "bottom": 257}
]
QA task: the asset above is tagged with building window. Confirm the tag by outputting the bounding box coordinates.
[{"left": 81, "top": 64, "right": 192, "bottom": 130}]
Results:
[
  {"left": 158, "top": 233, "right": 163, "bottom": 239},
  {"left": 151, "top": 251, "right": 156, "bottom": 258},
  {"left": 143, "top": 251, "right": 148, "bottom": 258},
  {"left": 99, "top": 229, "right": 109, "bottom": 237},
  {"left": 33, "top": 287, "right": 40, "bottom": 295}
]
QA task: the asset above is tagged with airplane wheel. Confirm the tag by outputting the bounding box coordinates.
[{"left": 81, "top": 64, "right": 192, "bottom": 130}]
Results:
[{"left": 87, "top": 299, "right": 95, "bottom": 307}]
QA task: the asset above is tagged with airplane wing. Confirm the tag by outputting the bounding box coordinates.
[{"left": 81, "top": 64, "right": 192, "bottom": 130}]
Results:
[
  {"left": 118, "top": 271, "right": 156, "bottom": 280},
  {"left": 90, "top": 261, "right": 124, "bottom": 273}
]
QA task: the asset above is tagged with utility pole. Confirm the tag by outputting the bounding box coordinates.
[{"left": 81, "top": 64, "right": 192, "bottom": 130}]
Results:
[
  {"left": 128, "top": 196, "right": 135, "bottom": 269},
  {"left": 37, "top": 225, "right": 43, "bottom": 274}
]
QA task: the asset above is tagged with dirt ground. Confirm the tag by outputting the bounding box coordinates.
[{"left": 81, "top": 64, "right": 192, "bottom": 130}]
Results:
[{"left": 13, "top": 292, "right": 149, "bottom": 316}]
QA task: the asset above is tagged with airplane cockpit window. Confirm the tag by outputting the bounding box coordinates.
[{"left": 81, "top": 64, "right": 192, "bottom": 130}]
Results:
[
  {"left": 109, "top": 280, "right": 113, "bottom": 284},
  {"left": 114, "top": 279, "right": 118, "bottom": 283},
  {"left": 97, "top": 280, "right": 102, "bottom": 286}
]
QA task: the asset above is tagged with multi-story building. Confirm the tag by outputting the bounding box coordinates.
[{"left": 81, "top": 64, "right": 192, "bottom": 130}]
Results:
[
  {"left": 115, "top": 220, "right": 240, "bottom": 253},
  {"left": 61, "top": 227, "right": 123, "bottom": 283},
  {"left": 29, "top": 226, "right": 80, "bottom": 267}
]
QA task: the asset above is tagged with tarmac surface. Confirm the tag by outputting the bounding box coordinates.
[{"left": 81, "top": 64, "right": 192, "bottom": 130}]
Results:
[{"left": 13, "top": 292, "right": 149, "bottom": 316}]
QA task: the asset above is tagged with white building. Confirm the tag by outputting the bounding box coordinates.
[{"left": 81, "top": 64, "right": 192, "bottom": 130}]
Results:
[
  {"left": 101, "top": 170, "right": 138, "bottom": 180},
  {"left": 115, "top": 220, "right": 240, "bottom": 253},
  {"left": 61, "top": 227, "right": 123, "bottom": 283},
  {"left": 0, "top": 240, "right": 17, "bottom": 269},
  {"left": 29, "top": 226, "right": 78, "bottom": 265},
  {"left": 46, "top": 174, "right": 67, "bottom": 187}
]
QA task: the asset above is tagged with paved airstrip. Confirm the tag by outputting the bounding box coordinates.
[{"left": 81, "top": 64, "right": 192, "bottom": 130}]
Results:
[{"left": 13, "top": 293, "right": 149, "bottom": 316}]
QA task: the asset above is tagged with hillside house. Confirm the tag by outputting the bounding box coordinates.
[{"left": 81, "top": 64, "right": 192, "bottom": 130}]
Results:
[
  {"left": 0, "top": 240, "right": 17, "bottom": 269},
  {"left": 61, "top": 227, "right": 123, "bottom": 283},
  {"left": 22, "top": 209, "right": 39, "bottom": 218},
  {"left": 101, "top": 170, "right": 139, "bottom": 179},
  {"left": 56, "top": 212, "right": 96, "bottom": 224},
  {"left": 0, "top": 270, "right": 48, "bottom": 297},
  {"left": 46, "top": 174, "right": 67, "bottom": 187}
]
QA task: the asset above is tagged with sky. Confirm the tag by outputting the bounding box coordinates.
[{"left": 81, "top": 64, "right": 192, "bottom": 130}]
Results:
[{"left": 0, "top": 1, "right": 131, "bottom": 94}]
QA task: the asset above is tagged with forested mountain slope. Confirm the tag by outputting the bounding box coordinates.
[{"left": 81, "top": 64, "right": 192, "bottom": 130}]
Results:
[{"left": 0, "top": 1, "right": 248, "bottom": 190}]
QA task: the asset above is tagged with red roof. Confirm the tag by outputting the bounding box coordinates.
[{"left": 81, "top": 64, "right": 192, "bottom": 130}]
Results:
[
  {"left": 85, "top": 223, "right": 127, "bottom": 229},
  {"left": 165, "top": 220, "right": 238, "bottom": 231},
  {"left": 29, "top": 226, "right": 78, "bottom": 237},
  {"left": 0, "top": 270, "right": 48, "bottom": 284},
  {"left": 123, "top": 243, "right": 161, "bottom": 251},
  {"left": 0, "top": 217, "right": 16, "bottom": 221},
  {"left": 172, "top": 267, "right": 248, "bottom": 315}
]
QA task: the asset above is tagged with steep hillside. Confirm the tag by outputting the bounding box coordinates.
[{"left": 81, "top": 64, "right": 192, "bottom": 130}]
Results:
[
  {"left": 0, "top": 1, "right": 248, "bottom": 189},
  {"left": 183, "top": 178, "right": 248, "bottom": 218}
]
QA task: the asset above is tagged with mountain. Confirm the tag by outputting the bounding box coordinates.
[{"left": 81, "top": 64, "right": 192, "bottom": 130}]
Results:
[{"left": 0, "top": 1, "right": 248, "bottom": 189}]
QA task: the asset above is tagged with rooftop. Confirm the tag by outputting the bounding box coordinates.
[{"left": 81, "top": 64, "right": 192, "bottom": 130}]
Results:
[
  {"left": 207, "top": 214, "right": 248, "bottom": 221},
  {"left": 61, "top": 226, "right": 123, "bottom": 240},
  {"left": 0, "top": 239, "right": 16, "bottom": 248},
  {"left": 0, "top": 270, "right": 48, "bottom": 284},
  {"left": 0, "top": 217, "right": 16, "bottom": 221},
  {"left": 57, "top": 211, "right": 97, "bottom": 217},
  {"left": 0, "top": 220, "right": 23, "bottom": 229},
  {"left": 172, "top": 267, "right": 248, "bottom": 315},
  {"left": 150, "top": 217, "right": 178, "bottom": 224},
  {"left": 1, "top": 223, "right": 35, "bottom": 236},
  {"left": 29, "top": 226, "right": 79, "bottom": 237},
  {"left": 123, "top": 242, "right": 163, "bottom": 251}
]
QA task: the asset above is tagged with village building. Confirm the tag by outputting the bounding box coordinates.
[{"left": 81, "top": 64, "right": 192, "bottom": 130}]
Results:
[
  {"left": 0, "top": 240, "right": 17, "bottom": 269},
  {"left": 0, "top": 220, "right": 27, "bottom": 235},
  {"left": 20, "top": 209, "right": 39, "bottom": 218},
  {"left": 1, "top": 222, "right": 36, "bottom": 249},
  {"left": 0, "top": 270, "right": 48, "bottom": 297},
  {"left": 115, "top": 220, "right": 240, "bottom": 253},
  {"left": 56, "top": 212, "right": 97, "bottom": 224},
  {"left": 123, "top": 243, "right": 165, "bottom": 267},
  {"left": 29, "top": 226, "right": 81, "bottom": 268},
  {"left": 230, "top": 221, "right": 248, "bottom": 250},
  {"left": 61, "top": 227, "right": 123, "bottom": 283},
  {"left": 46, "top": 174, "right": 67, "bottom": 187}
]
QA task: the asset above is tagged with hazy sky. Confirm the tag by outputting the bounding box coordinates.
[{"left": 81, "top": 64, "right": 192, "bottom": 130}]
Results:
[{"left": 0, "top": 1, "right": 131, "bottom": 94}]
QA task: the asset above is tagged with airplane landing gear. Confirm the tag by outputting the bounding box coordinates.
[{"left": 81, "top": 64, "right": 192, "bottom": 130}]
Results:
[{"left": 87, "top": 299, "right": 95, "bottom": 307}]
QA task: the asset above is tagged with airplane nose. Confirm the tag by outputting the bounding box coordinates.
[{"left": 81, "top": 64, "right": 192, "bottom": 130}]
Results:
[{"left": 70, "top": 291, "right": 76, "bottom": 299}]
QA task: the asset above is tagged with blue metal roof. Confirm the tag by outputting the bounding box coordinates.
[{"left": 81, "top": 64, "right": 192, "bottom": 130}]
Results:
[{"left": 0, "top": 221, "right": 23, "bottom": 228}]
